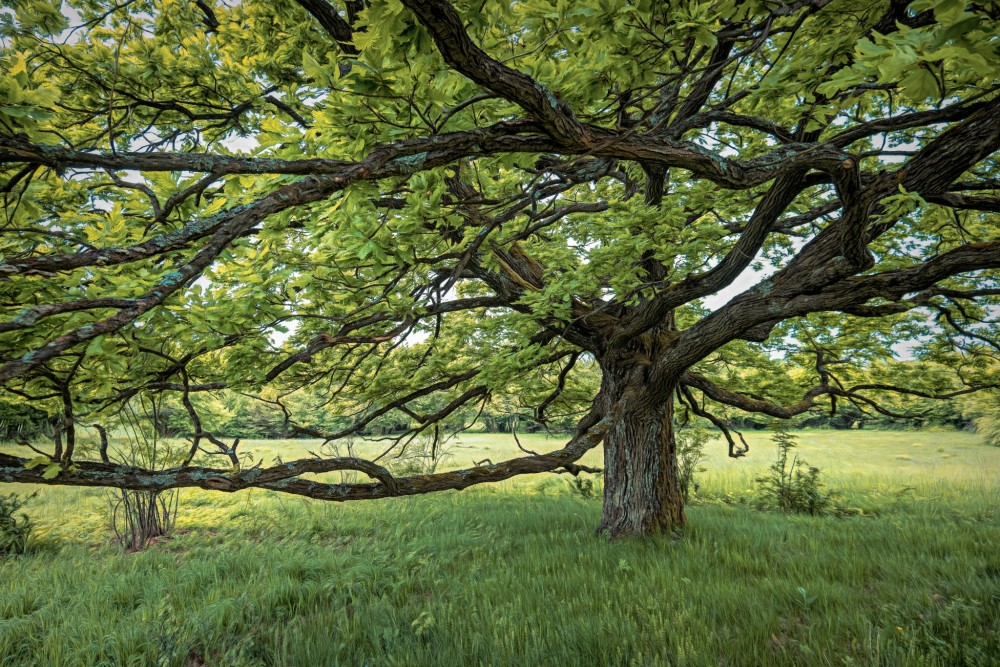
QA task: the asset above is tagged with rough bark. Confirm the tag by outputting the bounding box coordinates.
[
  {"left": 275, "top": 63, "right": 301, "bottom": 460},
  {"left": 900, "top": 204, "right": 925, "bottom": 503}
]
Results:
[{"left": 597, "top": 362, "right": 685, "bottom": 538}]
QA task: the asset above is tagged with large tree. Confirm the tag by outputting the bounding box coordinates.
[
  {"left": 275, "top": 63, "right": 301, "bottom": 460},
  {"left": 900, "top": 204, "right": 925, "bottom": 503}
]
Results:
[{"left": 1, "top": 0, "right": 998, "bottom": 537}]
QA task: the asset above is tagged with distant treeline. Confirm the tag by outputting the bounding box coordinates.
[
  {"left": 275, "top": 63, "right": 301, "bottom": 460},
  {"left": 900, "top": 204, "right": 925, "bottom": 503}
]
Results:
[
  {"left": 728, "top": 404, "right": 971, "bottom": 432},
  {"left": 3, "top": 391, "right": 995, "bottom": 443},
  {"left": 0, "top": 400, "right": 52, "bottom": 442}
]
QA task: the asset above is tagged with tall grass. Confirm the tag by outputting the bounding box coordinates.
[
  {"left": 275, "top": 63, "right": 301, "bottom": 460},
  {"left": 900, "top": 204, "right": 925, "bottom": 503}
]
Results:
[{"left": 1, "top": 430, "right": 998, "bottom": 666}]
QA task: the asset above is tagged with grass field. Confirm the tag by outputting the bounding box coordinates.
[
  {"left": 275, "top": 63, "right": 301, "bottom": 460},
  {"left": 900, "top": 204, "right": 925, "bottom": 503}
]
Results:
[{"left": 1, "top": 430, "right": 999, "bottom": 666}]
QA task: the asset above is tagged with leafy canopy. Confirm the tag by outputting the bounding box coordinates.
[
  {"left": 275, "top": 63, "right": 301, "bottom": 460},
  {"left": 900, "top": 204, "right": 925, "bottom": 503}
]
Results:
[{"left": 0, "top": 0, "right": 998, "bottom": 498}]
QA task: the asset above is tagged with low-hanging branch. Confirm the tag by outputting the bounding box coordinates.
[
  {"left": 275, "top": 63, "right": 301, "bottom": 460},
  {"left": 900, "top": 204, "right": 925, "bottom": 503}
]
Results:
[
  {"left": 682, "top": 371, "right": 998, "bottom": 425},
  {"left": 0, "top": 405, "right": 613, "bottom": 501}
]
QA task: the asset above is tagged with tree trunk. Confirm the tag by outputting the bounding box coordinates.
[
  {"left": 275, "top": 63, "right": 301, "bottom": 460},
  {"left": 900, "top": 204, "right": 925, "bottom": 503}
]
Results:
[{"left": 598, "top": 366, "right": 684, "bottom": 538}]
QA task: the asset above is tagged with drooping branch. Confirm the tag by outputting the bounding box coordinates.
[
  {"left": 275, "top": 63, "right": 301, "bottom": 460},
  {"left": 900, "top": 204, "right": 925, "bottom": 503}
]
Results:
[
  {"left": 263, "top": 296, "right": 510, "bottom": 382},
  {"left": 652, "top": 241, "right": 1000, "bottom": 394},
  {"left": 681, "top": 371, "right": 830, "bottom": 419},
  {"left": 681, "top": 367, "right": 998, "bottom": 426},
  {"left": 264, "top": 317, "right": 416, "bottom": 382},
  {"left": 535, "top": 351, "right": 580, "bottom": 425},
  {"left": 0, "top": 402, "right": 613, "bottom": 501},
  {"left": 933, "top": 306, "right": 1000, "bottom": 353},
  {"left": 285, "top": 348, "right": 575, "bottom": 443},
  {"left": 677, "top": 384, "right": 748, "bottom": 458}
]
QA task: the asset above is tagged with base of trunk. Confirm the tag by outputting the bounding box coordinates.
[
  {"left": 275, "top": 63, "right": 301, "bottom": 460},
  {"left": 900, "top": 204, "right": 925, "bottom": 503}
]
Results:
[{"left": 598, "top": 387, "right": 685, "bottom": 539}]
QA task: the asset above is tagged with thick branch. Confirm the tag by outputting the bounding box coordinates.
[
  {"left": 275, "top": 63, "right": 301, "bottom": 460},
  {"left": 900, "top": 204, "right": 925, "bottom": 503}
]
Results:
[
  {"left": 0, "top": 404, "right": 612, "bottom": 500},
  {"left": 398, "top": 0, "right": 588, "bottom": 145},
  {"left": 0, "top": 122, "right": 543, "bottom": 177},
  {"left": 613, "top": 169, "right": 810, "bottom": 342},
  {"left": 293, "top": 0, "right": 359, "bottom": 54},
  {"left": 900, "top": 99, "right": 1000, "bottom": 195},
  {"left": 924, "top": 192, "right": 1000, "bottom": 213},
  {"left": 682, "top": 372, "right": 829, "bottom": 419},
  {"left": 649, "top": 241, "right": 1000, "bottom": 395}
]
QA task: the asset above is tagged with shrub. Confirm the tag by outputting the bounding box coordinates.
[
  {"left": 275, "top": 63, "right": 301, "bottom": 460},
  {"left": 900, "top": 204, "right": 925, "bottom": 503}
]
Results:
[
  {"left": 0, "top": 492, "right": 35, "bottom": 557},
  {"left": 389, "top": 434, "right": 453, "bottom": 476},
  {"left": 972, "top": 411, "right": 1000, "bottom": 448},
  {"left": 109, "top": 488, "right": 179, "bottom": 551},
  {"left": 978, "top": 414, "right": 1000, "bottom": 447},
  {"left": 566, "top": 474, "right": 601, "bottom": 500},
  {"left": 319, "top": 436, "right": 362, "bottom": 484},
  {"left": 107, "top": 401, "right": 182, "bottom": 550},
  {"left": 676, "top": 427, "right": 710, "bottom": 501},
  {"left": 754, "top": 429, "right": 831, "bottom": 515}
]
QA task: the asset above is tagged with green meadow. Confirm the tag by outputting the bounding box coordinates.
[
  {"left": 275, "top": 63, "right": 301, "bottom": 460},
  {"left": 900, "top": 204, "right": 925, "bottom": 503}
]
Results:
[{"left": 2, "top": 430, "right": 998, "bottom": 666}]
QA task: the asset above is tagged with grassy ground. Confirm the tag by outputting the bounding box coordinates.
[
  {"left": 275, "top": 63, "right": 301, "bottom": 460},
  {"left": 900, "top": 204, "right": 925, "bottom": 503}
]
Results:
[{"left": 1, "top": 430, "right": 998, "bottom": 666}]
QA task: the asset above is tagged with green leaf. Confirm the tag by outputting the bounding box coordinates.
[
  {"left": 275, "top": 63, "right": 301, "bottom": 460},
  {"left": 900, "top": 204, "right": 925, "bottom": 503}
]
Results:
[
  {"left": 8, "top": 52, "right": 28, "bottom": 76},
  {"left": 933, "top": 0, "right": 967, "bottom": 23},
  {"left": 302, "top": 50, "right": 323, "bottom": 79},
  {"left": 900, "top": 67, "right": 939, "bottom": 102},
  {"left": 694, "top": 26, "right": 717, "bottom": 49},
  {"left": 359, "top": 240, "right": 378, "bottom": 260},
  {"left": 24, "top": 456, "right": 50, "bottom": 469}
]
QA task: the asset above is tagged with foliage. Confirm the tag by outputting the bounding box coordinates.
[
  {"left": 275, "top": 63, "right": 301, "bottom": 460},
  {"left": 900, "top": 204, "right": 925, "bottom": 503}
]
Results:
[
  {"left": 961, "top": 391, "right": 1000, "bottom": 447},
  {"left": 0, "top": 491, "right": 35, "bottom": 557},
  {"left": 0, "top": 399, "right": 50, "bottom": 442},
  {"left": 1, "top": 0, "right": 999, "bottom": 536},
  {"left": 754, "top": 429, "right": 831, "bottom": 516}
]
